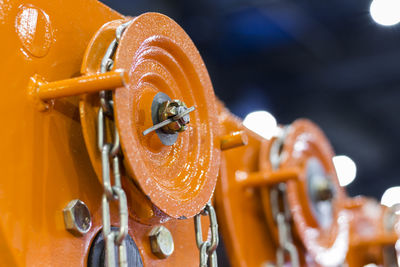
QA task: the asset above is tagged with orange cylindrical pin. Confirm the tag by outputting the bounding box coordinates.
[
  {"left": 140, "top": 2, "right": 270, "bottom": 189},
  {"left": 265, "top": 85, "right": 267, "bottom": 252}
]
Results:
[
  {"left": 236, "top": 168, "right": 299, "bottom": 187},
  {"left": 220, "top": 131, "right": 248, "bottom": 151},
  {"left": 37, "top": 71, "right": 126, "bottom": 100}
]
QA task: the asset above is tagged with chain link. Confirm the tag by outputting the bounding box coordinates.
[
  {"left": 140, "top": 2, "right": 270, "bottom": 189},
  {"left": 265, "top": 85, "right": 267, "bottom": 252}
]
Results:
[
  {"left": 99, "top": 20, "right": 132, "bottom": 117},
  {"left": 269, "top": 126, "right": 299, "bottom": 267},
  {"left": 97, "top": 20, "right": 132, "bottom": 267},
  {"left": 194, "top": 202, "right": 219, "bottom": 267}
]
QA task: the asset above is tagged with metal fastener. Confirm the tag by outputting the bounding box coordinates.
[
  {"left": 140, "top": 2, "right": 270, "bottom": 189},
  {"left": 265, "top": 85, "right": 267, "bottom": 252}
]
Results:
[
  {"left": 313, "top": 178, "right": 335, "bottom": 202},
  {"left": 142, "top": 93, "right": 195, "bottom": 141},
  {"left": 158, "top": 100, "right": 191, "bottom": 133},
  {"left": 63, "top": 199, "right": 92, "bottom": 235},
  {"left": 149, "top": 225, "right": 174, "bottom": 259},
  {"left": 307, "top": 157, "right": 336, "bottom": 229}
]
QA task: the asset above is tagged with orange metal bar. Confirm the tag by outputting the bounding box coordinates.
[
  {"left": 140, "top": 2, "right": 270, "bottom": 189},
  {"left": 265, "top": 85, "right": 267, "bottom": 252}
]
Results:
[
  {"left": 37, "top": 71, "right": 127, "bottom": 100},
  {"left": 220, "top": 131, "right": 248, "bottom": 151},
  {"left": 344, "top": 196, "right": 367, "bottom": 209},
  {"left": 351, "top": 235, "right": 398, "bottom": 247},
  {"left": 237, "top": 168, "right": 299, "bottom": 187}
]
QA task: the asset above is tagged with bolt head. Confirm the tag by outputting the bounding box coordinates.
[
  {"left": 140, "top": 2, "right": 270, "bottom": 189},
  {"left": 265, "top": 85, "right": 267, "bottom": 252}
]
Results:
[
  {"left": 158, "top": 100, "right": 190, "bottom": 134},
  {"left": 314, "top": 178, "right": 335, "bottom": 201},
  {"left": 63, "top": 199, "right": 91, "bottom": 235},
  {"left": 165, "top": 104, "right": 178, "bottom": 117},
  {"left": 149, "top": 225, "right": 174, "bottom": 259}
]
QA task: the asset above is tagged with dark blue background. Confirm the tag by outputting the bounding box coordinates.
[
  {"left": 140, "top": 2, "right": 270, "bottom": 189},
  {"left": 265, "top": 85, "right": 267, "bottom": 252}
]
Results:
[{"left": 102, "top": 0, "right": 399, "bottom": 220}]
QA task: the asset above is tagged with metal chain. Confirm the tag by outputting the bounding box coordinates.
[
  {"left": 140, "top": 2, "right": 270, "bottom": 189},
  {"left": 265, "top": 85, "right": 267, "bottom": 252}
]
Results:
[
  {"left": 194, "top": 202, "right": 219, "bottom": 267},
  {"left": 97, "top": 20, "right": 132, "bottom": 267},
  {"left": 100, "top": 20, "right": 132, "bottom": 117},
  {"left": 270, "top": 184, "right": 299, "bottom": 267},
  {"left": 269, "top": 126, "right": 300, "bottom": 267}
]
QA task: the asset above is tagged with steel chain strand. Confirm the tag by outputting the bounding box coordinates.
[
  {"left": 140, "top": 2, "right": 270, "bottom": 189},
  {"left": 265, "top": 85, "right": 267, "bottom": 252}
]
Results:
[
  {"left": 100, "top": 20, "right": 133, "bottom": 116},
  {"left": 99, "top": 108, "right": 128, "bottom": 267},
  {"left": 280, "top": 184, "right": 299, "bottom": 267},
  {"left": 270, "top": 184, "right": 300, "bottom": 267},
  {"left": 97, "top": 20, "right": 132, "bottom": 267},
  {"left": 102, "top": 192, "right": 116, "bottom": 266},
  {"left": 269, "top": 126, "right": 299, "bottom": 267},
  {"left": 199, "top": 242, "right": 210, "bottom": 267},
  {"left": 194, "top": 202, "right": 219, "bottom": 267}
]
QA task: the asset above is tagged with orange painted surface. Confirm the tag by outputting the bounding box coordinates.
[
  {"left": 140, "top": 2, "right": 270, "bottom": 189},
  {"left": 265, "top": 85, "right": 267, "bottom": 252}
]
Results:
[
  {"left": 113, "top": 13, "right": 221, "bottom": 219},
  {"left": 215, "top": 102, "right": 278, "bottom": 267},
  {"left": 346, "top": 196, "right": 398, "bottom": 266},
  {"left": 80, "top": 13, "right": 221, "bottom": 221},
  {"left": 215, "top": 109, "right": 399, "bottom": 266},
  {"left": 0, "top": 0, "right": 120, "bottom": 265},
  {"left": 1, "top": 0, "right": 398, "bottom": 266},
  {"left": 220, "top": 131, "right": 248, "bottom": 151},
  {"left": 0, "top": 1, "right": 213, "bottom": 266},
  {"left": 37, "top": 71, "right": 127, "bottom": 100}
]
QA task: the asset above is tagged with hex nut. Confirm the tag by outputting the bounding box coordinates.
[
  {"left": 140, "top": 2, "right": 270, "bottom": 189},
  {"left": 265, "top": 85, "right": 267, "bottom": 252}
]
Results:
[
  {"left": 149, "top": 225, "right": 174, "bottom": 259},
  {"left": 63, "top": 199, "right": 92, "bottom": 235},
  {"left": 158, "top": 100, "right": 190, "bottom": 134}
]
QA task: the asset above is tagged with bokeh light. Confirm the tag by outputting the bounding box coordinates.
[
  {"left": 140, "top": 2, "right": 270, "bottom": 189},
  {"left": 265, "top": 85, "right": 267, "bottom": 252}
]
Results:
[
  {"left": 370, "top": 0, "right": 400, "bottom": 26},
  {"left": 243, "top": 111, "right": 278, "bottom": 140},
  {"left": 333, "top": 155, "right": 357, "bottom": 186},
  {"left": 381, "top": 186, "right": 400, "bottom": 207}
]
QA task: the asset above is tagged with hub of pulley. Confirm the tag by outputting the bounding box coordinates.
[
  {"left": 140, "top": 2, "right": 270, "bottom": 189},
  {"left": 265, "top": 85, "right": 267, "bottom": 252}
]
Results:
[
  {"left": 142, "top": 92, "right": 195, "bottom": 146},
  {"left": 79, "top": 13, "right": 221, "bottom": 219},
  {"left": 306, "top": 157, "right": 336, "bottom": 229}
]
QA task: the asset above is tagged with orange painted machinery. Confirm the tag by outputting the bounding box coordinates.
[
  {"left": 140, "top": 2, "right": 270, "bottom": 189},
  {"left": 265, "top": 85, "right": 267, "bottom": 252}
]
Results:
[
  {"left": 215, "top": 102, "right": 399, "bottom": 267},
  {"left": 1, "top": 1, "right": 230, "bottom": 266},
  {"left": 0, "top": 0, "right": 398, "bottom": 266}
]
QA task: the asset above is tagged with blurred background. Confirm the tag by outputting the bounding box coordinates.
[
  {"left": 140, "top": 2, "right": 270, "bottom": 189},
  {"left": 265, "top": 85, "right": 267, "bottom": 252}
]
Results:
[{"left": 101, "top": 0, "right": 400, "bottom": 218}]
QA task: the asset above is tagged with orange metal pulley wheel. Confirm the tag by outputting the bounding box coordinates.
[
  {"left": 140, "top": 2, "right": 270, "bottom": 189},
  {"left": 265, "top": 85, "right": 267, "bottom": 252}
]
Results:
[
  {"left": 76, "top": 11, "right": 218, "bottom": 267},
  {"left": 80, "top": 13, "right": 221, "bottom": 219},
  {"left": 260, "top": 119, "right": 350, "bottom": 266},
  {"left": 2, "top": 0, "right": 218, "bottom": 265},
  {"left": 215, "top": 108, "right": 351, "bottom": 266}
]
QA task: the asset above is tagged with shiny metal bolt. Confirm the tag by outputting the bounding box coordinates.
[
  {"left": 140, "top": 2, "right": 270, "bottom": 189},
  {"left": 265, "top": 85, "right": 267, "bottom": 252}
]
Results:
[
  {"left": 149, "top": 225, "right": 174, "bottom": 259},
  {"left": 63, "top": 199, "right": 92, "bottom": 235},
  {"left": 158, "top": 100, "right": 190, "bottom": 133}
]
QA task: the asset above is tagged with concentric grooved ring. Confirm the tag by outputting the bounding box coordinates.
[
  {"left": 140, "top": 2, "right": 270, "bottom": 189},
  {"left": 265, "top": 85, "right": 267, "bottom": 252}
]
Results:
[
  {"left": 114, "top": 13, "right": 220, "bottom": 218},
  {"left": 128, "top": 38, "right": 204, "bottom": 196},
  {"left": 260, "top": 119, "right": 349, "bottom": 265}
]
